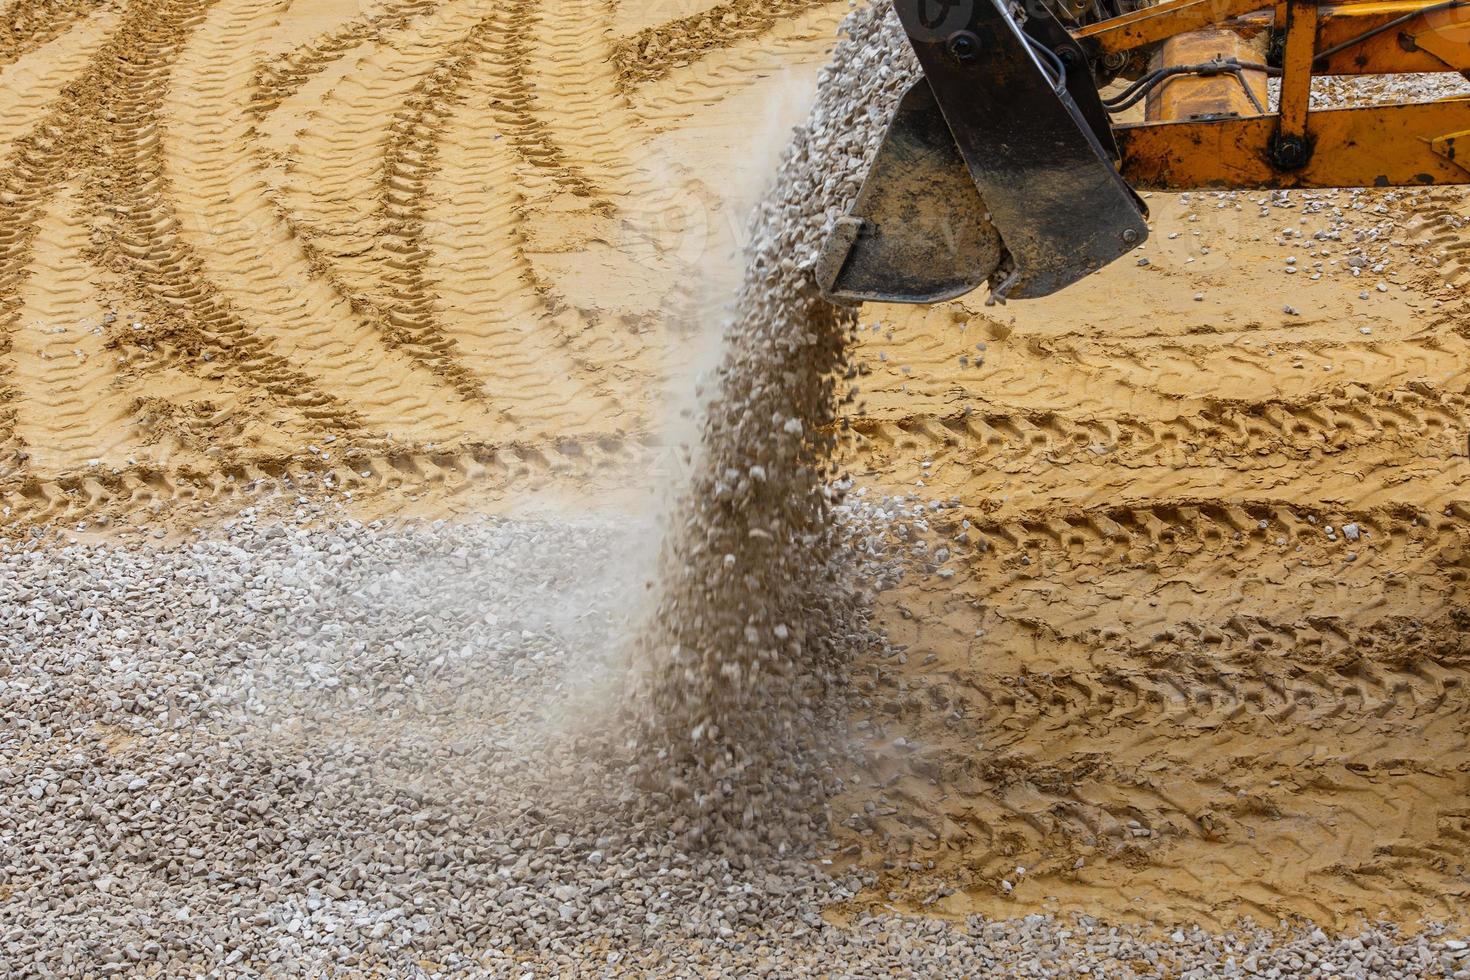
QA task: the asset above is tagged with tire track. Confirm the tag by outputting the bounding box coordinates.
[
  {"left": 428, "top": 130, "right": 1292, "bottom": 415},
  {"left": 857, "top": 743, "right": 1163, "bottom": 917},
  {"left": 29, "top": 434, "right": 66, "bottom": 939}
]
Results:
[
  {"left": 865, "top": 446, "right": 1464, "bottom": 518},
  {"left": 256, "top": 0, "right": 658, "bottom": 427},
  {"left": 849, "top": 414, "right": 1467, "bottom": 517},
  {"left": 0, "top": 0, "right": 107, "bottom": 71},
  {"left": 83, "top": 0, "right": 364, "bottom": 434},
  {"left": 967, "top": 614, "right": 1470, "bottom": 735},
  {"left": 893, "top": 498, "right": 1467, "bottom": 682},
  {"left": 843, "top": 422, "right": 1467, "bottom": 517},
  {"left": 374, "top": 25, "right": 489, "bottom": 401},
  {"left": 611, "top": 0, "right": 840, "bottom": 93},
  {"left": 524, "top": 0, "right": 632, "bottom": 197},
  {"left": 3, "top": 0, "right": 358, "bottom": 472},
  {"left": 119, "top": 364, "right": 322, "bottom": 461},
  {"left": 1051, "top": 330, "right": 1470, "bottom": 404},
  {"left": 247, "top": 0, "right": 438, "bottom": 119},
  {"left": 420, "top": 9, "right": 627, "bottom": 434},
  {"left": 0, "top": 3, "right": 115, "bottom": 154},
  {"left": 265, "top": 1, "right": 480, "bottom": 329},
  {"left": 0, "top": 120, "right": 71, "bottom": 472},
  {"left": 273, "top": 0, "right": 593, "bottom": 279},
  {"left": 846, "top": 177, "right": 1470, "bottom": 932},
  {"left": 0, "top": 33, "right": 110, "bottom": 473},
  {"left": 482, "top": 0, "right": 598, "bottom": 199},
  {"left": 7, "top": 183, "right": 137, "bottom": 473},
  {"left": 626, "top": 3, "right": 849, "bottom": 124},
  {"left": 844, "top": 380, "right": 1469, "bottom": 478},
  {"left": 203, "top": 0, "right": 661, "bottom": 457},
  {"left": 856, "top": 309, "right": 1470, "bottom": 423},
  {"left": 0, "top": 434, "right": 643, "bottom": 531},
  {"left": 848, "top": 747, "right": 1470, "bottom": 928},
  {"left": 1410, "top": 194, "right": 1470, "bottom": 294},
  {"left": 162, "top": 0, "right": 486, "bottom": 439},
  {"left": 945, "top": 497, "right": 1463, "bottom": 571},
  {"left": 353, "top": 6, "right": 616, "bottom": 407},
  {"left": 851, "top": 588, "right": 1470, "bottom": 927},
  {"left": 509, "top": 0, "right": 687, "bottom": 417},
  {"left": 854, "top": 317, "right": 1187, "bottom": 420},
  {"left": 260, "top": 0, "right": 609, "bottom": 413}
]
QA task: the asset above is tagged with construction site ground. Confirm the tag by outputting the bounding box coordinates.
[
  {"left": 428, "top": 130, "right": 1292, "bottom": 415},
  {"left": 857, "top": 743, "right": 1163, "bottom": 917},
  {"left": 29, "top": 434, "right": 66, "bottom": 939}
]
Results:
[{"left": 3, "top": 0, "right": 1469, "bottom": 943}]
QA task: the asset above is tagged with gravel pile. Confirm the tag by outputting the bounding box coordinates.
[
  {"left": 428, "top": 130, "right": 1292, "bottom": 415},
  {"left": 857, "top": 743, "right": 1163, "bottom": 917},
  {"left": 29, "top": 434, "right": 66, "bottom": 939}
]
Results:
[
  {"left": 0, "top": 509, "right": 845, "bottom": 974},
  {"left": 1300, "top": 71, "right": 1470, "bottom": 108}
]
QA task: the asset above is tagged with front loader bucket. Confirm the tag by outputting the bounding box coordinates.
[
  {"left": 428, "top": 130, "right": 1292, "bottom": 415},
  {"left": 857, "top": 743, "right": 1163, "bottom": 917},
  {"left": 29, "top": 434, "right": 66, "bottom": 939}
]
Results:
[
  {"left": 815, "top": 79, "right": 1003, "bottom": 305},
  {"left": 820, "top": 0, "right": 1149, "bottom": 305}
]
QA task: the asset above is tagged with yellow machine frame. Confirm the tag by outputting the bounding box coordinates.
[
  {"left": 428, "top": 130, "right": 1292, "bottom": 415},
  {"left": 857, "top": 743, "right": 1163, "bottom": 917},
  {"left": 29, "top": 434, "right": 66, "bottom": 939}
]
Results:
[{"left": 1075, "top": 0, "right": 1470, "bottom": 187}]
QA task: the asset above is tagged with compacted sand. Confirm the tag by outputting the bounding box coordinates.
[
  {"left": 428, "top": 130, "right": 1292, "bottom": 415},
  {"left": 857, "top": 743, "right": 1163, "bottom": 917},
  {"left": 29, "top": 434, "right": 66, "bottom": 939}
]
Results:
[{"left": 3, "top": 0, "right": 1470, "bottom": 975}]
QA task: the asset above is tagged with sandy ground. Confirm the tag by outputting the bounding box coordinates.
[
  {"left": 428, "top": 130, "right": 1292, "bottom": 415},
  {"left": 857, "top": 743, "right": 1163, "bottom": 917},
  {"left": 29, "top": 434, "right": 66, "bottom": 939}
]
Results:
[{"left": 2, "top": 0, "right": 1469, "bottom": 943}]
